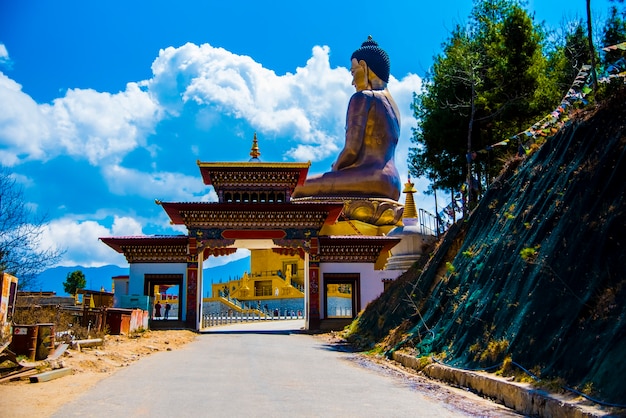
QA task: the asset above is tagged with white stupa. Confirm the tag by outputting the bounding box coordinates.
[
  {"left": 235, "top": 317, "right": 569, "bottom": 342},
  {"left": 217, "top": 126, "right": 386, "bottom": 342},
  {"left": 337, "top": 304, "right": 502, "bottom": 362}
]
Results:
[{"left": 385, "top": 176, "right": 439, "bottom": 272}]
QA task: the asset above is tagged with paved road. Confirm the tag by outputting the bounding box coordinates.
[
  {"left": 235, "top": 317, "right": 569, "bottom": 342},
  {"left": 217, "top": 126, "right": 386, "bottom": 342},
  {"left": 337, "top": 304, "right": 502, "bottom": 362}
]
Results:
[{"left": 52, "top": 320, "right": 512, "bottom": 417}]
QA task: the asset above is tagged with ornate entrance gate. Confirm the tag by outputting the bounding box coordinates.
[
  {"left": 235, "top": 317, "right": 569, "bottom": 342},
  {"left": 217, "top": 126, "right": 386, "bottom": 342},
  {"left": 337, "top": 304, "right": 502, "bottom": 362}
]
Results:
[
  {"left": 101, "top": 137, "right": 402, "bottom": 331},
  {"left": 158, "top": 158, "right": 344, "bottom": 330}
]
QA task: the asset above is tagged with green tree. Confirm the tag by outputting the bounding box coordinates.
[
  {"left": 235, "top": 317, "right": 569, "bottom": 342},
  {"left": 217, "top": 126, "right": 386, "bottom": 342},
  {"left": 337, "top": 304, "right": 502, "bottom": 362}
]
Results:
[
  {"left": 490, "top": 6, "right": 544, "bottom": 119},
  {"left": 546, "top": 22, "right": 593, "bottom": 97},
  {"left": 602, "top": 5, "right": 626, "bottom": 65},
  {"left": 63, "top": 270, "right": 86, "bottom": 295},
  {"left": 0, "top": 166, "right": 63, "bottom": 289},
  {"left": 409, "top": 0, "right": 553, "bottom": 214},
  {"left": 409, "top": 27, "right": 476, "bottom": 194}
]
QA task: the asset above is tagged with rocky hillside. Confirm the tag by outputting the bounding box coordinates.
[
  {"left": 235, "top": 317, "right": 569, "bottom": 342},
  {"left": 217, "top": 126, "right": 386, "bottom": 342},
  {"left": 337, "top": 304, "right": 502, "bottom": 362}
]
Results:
[{"left": 347, "top": 86, "right": 626, "bottom": 406}]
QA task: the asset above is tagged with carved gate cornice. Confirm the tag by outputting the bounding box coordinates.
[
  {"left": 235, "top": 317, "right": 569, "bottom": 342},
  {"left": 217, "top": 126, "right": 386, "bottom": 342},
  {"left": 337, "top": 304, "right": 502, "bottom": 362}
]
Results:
[
  {"left": 317, "top": 236, "right": 401, "bottom": 263},
  {"left": 272, "top": 238, "right": 308, "bottom": 252},
  {"left": 197, "top": 162, "right": 311, "bottom": 190},
  {"left": 203, "top": 247, "right": 238, "bottom": 258},
  {"left": 272, "top": 247, "right": 306, "bottom": 258},
  {"left": 123, "top": 244, "right": 188, "bottom": 263},
  {"left": 158, "top": 202, "right": 343, "bottom": 229},
  {"left": 99, "top": 236, "right": 189, "bottom": 264}
]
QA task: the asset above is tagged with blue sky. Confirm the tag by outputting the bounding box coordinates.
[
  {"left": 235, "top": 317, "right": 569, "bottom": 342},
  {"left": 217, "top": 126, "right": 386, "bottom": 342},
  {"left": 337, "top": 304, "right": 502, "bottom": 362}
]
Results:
[{"left": 0, "top": 0, "right": 619, "bottom": 270}]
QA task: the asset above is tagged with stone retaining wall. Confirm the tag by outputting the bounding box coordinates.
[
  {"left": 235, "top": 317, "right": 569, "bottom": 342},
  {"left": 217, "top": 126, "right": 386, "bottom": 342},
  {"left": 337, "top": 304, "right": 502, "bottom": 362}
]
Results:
[{"left": 391, "top": 352, "right": 610, "bottom": 418}]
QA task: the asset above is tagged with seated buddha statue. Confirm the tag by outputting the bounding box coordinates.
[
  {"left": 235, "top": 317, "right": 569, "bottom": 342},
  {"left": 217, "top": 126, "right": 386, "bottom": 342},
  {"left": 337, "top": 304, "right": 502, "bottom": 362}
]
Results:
[{"left": 292, "top": 36, "right": 401, "bottom": 201}]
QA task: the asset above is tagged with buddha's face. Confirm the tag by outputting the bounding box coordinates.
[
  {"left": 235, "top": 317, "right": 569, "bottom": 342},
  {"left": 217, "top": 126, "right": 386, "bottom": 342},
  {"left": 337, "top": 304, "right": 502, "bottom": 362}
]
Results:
[{"left": 351, "top": 58, "right": 368, "bottom": 91}]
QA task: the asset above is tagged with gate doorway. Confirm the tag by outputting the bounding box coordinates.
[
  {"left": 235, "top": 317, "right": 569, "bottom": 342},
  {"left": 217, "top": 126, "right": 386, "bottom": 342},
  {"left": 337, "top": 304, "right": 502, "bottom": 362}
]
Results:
[
  {"left": 145, "top": 274, "right": 182, "bottom": 321},
  {"left": 323, "top": 273, "right": 360, "bottom": 319}
]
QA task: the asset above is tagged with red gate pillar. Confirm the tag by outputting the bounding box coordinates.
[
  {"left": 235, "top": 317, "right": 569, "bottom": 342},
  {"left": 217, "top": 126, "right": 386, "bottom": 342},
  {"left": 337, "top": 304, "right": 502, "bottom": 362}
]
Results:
[
  {"left": 307, "top": 237, "right": 320, "bottom": 330},
  {"left": 186, "top": 238, "right": 199, "bottom": 329}
]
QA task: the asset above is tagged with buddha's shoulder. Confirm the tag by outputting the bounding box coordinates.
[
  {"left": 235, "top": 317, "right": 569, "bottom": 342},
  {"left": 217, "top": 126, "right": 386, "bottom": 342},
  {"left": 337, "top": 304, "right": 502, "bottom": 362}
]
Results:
[{"left": 350, "top": 89, "right": 386, "bottom": 101}]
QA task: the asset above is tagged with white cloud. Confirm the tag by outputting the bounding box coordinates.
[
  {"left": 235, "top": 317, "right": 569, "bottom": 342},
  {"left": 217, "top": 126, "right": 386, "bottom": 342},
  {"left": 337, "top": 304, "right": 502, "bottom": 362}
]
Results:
[
  {"left": 0, "top": 74, "right": 51, "bottom": 165},
  {"left": 3, "top": 42, "right": 349, "bottom": 168},
  {"left": 389, "top": 73, "right": 423, "bottom": 185},
  {"left": 1, "top": 41, "right": 423, "bottom": 174},
  {"left": 0, "top": 77, "right": 162, "bottom": 166},
  {"left": 101, "top": 164, "right": 217, "bottom": 202},
  {"left": 144, "top": 42, "right": 424, "bottom": 166},
  {"left": 42, "top": 216, "right": 144, "bottom": 267},
  {"left": 44, "top": 83, "right": 162, "bottom": 165},
  {"left": 109, "top": 216, "right": 144, "bottom": 236},
  {"left": 147, "top": 43, "right": 353, "bottom": 162}
]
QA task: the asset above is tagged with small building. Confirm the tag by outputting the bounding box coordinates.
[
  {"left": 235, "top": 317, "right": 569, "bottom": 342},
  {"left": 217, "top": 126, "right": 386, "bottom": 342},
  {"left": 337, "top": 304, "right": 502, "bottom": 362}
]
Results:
[
  {"left": 111, "top": 275, "right": 129, "bottom": 306},
  {"left": 75, "top": 289, "right": 114, "bottom": 308}
]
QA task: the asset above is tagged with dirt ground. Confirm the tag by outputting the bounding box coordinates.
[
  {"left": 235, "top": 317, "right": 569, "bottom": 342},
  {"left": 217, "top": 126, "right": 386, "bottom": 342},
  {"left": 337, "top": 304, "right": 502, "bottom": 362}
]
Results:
[{"left": 0, "top": 329, "right": 197, "bottom": 418}]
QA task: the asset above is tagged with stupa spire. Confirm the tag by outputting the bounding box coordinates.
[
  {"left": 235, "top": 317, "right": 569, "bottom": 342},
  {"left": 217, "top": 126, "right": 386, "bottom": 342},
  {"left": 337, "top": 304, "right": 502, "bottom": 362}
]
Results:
[
  {"left": 249, "top": 132, "right": 261, "bottom": 161},
  {"left": 402, "top": 175, "right": 418, "bottom": 219}
]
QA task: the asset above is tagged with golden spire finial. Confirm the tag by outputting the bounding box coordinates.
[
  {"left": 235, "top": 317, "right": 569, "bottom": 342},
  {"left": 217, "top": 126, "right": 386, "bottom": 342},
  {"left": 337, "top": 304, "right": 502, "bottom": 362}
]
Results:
[
  {"left": 249, "top": 132, "right": 261, "bottom": 161},
  {"left": 402, "top": 174, "right": 416, "bottom": 194},
  {"left": 402, "top": 174, "right": 418, "bottom": 219}
]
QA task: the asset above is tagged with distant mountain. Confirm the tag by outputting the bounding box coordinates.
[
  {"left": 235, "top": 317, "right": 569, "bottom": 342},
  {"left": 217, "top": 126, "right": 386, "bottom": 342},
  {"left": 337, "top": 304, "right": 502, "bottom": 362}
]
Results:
[{"left": 34, "top": 257, "right": 251, "bottom": 297}]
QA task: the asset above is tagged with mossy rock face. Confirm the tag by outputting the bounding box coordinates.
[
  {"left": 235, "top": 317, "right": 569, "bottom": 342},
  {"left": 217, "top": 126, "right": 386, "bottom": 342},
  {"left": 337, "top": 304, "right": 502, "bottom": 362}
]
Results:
[{"left": 349, "top": 88, "right": 626, "bottom": 405}]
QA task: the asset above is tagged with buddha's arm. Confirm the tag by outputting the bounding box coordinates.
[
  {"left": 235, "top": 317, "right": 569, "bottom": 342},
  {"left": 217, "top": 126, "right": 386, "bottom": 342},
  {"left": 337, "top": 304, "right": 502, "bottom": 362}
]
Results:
[{"left": 333, "top": 93, "right": 370, "bottom": 171}]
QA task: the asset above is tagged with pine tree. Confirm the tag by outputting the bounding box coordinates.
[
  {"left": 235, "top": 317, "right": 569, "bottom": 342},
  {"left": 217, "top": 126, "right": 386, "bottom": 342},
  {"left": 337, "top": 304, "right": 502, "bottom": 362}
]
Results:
[
  {"left": 602, "top": 5, "right": 626, "bottom": 65},
  {"left": 546, "top": 22, "right": 593, "bottom": 96},
  {"left": 409, "top": 0, "right": 552, "bottom": 214}
]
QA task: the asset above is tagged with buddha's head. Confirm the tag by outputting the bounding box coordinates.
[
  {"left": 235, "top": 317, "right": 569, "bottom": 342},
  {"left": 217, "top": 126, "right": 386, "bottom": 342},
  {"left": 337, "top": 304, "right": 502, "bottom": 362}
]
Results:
[{"left": 350, "top": 36, "right": 390, "bottom": 91}]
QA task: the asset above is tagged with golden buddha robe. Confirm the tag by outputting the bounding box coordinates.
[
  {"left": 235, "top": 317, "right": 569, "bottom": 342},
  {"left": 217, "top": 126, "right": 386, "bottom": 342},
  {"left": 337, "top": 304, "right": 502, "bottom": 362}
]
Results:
[{"left": 293, "top": 88, "right": 401, "bottom": 201}]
